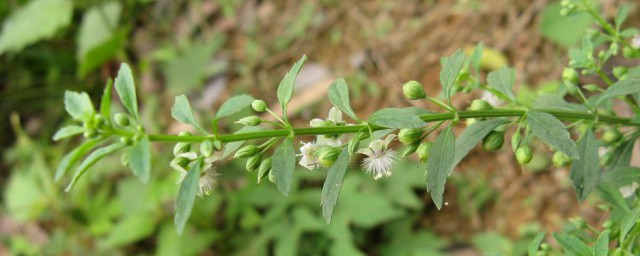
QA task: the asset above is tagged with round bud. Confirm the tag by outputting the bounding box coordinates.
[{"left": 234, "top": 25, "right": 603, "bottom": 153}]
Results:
[
  {"left": 178, "top": 131, "right": 192, "bottom": 137},
  {"left": 540, "top": 243, "right": 550, "bottom": 251},
  {"left": 402, "top": 142, "right": 420, "bottom": 157},
  {"left": 583, "top": 84, "right": 599, "bottom": 92},
  {"left": 468, "top": 99, "right": 493, "bottom": 111},
  {"left": 114, "top": 113, "right": 130, "bottom": 127},
  {"left": 511, "top": 132, "right": 521, "bottom": 152},
  {"left": 257, "top": 158, "right": 272, "bottom": 184},
  {"left": 93, "top": 114, "right": 105, "bottom": 127},
  {"left": 246, "top": 155, "right": 261, "bottom": 172},
  {"left": 602, "top": 129, "right": 622, "bottom": 145},
  {"left": 552, "top": 151, "right": 572, "bottom": 167},
  {"left": 398, "top": 128, "right": 423, "bottom": 145},
  {"left": 482, "top": 131, "right": 504, "bottom": 151},
  {"left": 417, "top": 142, "right": 433, "bottom": 162},
  {"left": 515, "top": 146, "right": 533, "bottom": 164},
  {"left": 317, "top": 146, "right": 342, "bottom": 167},
  {"left": 133, "top": 134, "right": 143, "bottom": 142},
  {"left": 236, "top": 116, "right": 261, "bottom": 126},
  {"left": 402, "top": 80, "right": 427, "bottom": 100},
  {"left": 562, "top": 68, "right": 579, "bottom": 84},
  {"left": 200, "top": 140, "right": 214, "bottom": 157},
  {"left": 213, "top": 140, "right": 223, "bottom": 151},
  {"left": 602, "top": 220, "right": 613, "bottom": 229},
  {"left": 84, "top": 129, "right": 98, "bottom": 138},
  {"left": 234, "top": 145, "right": 258, "bottom": 158},
  {"left": 173, "top": 142, "right": 191, "bottom": 156},
  {"left": 120, "top": 136, "right": 133, "bottom": 146},
  {"left": 252, "top": 100, "right": 267, "bottom": 112}
]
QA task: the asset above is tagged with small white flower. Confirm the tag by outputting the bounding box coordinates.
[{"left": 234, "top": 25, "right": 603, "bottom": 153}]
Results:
[
  {"left": 632, "top": 35, "right": 640, "bottom": 49},
  {"left": 298, "top": 141, "right": 320, "bottom": 170},
  {"left": 481, "top": 91, "right": 503, "bottom": 107},
  {"left": 620, "top": 182, "right": 639, "bottom": 198},
  {"left": 357, "top": 134, "right": 397, "bottom": 179},
  {"left": 174, "top": 154, "right": 220, "bottom": 197}
]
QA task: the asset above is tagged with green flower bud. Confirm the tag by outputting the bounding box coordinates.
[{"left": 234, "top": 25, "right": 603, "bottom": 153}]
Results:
[
  {"left": 83, "top": 121, "right": 95, "bottom": 130},
  {"left": 511, "top": 132, "right": 521, "bottom": 152},
  {"left": 173, "top": 142, "right": 191, "bottom": 156},
  {"left": 562, "top": 67, "right": 579, "bottom": 84},
  {"left": 252, "top": 100, "right": 267, "bottom": 112},
  {"left": 120, "top": 136, "right": 133, "bottom": 146},
  {"left": 613, "top": 66, "right": 627, "bottom": 80},
  {"left": 402, "top": 142, "right": 420, "bottom": 157},
  {"left": 236, "top": 116, "right": 261, "bottom": 126},
  {"left": 133, "top": 134, "right": 143, "bottom": 142},
  {"left": 235, "top": 145, "right": 258, "bottom": 158},
  {"left": 602, "top": 129, "right": 622, "bottom": 145},
  {"left": 268, "top": 164, "right": 276, "bottom": 183},
  {"left": 466, "top": 118, "right": 478, "bottom": 127},
  {"left": 602, "top": 220, "right": 613, "bottom": 229},
  {"left": 540, "top": 243, "right": 550, "bottom": 251},
  {"left": 482, "top": 131, "right": 504, "bottom": 151},
  {"left": 515, "top": 146, "right": 533, "bottom": 164},
  {"left": 569, "top": 217, "right": 586, "bottom": 229},
  {"left": 178, "top": 131, "right": 192, "bottom": 137},
  {"left": 468, "top": 99, "right": 493, "bottom": 111},
  {"left": 317, "top": 146, "right": 342, "bottom": 167},
  {"left": 402, "top": 80, "right": 426, "bottom": 100},
  {"left": 417, "top": 142, "right": 433, "bottom": 162},
  {"left": 246, "top": 155, "right": 261, "bottom": 172},
  {"left": 552, "top": 151, "right": 572, "bottom": 167},
  {"left": 114, "top": 113, "right": 130, "bottom": 127},
  {"left": 93, "top": 114, "right": 105, "bottom": 127},
  {"left": 213, "top": 140, "right": 223, "bottom": 151},
  {"left": 257, "top": 158, "right": 272, "bottom": 184},
  {"left": 200, "top": 140, "right": 214, "bottom": 157},
  {"left": 84, "top": 128, "right": 98, "bottom": 138},
  {"left": 583, "top": 84, "right": 599, "bottom": 92},
  {"left": 398, "top": 128, "right": 423, "bottom": 145}
]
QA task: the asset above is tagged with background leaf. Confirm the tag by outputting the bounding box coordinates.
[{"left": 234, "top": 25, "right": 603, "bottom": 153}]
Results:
[
  {"left": 175, "top": 158, "right": 203, "bottom": 236},
  {"left": 569, "top": 128, "right": 598, "bottom": 202},
  {"left": 65, "top": 143, "right": 126, "bottom": 192},
  {"left": 130, "top": 136, "right": 151, "bottom": 183},
  {"left": 215, "top": 94, "right": 254, "bottom": 119},
  {"left": 604, "top": 167, "right": 640, "bottom": 187},
  {"left": 527, "top": 111, "right": 579, "bottom": 159},
  {"left": 321, "top": 148, "right": 350, "bottom": 224},
  {"left": 427, "top": 126, "right": 455, "bottom": 210},
  {"left": 64, "top": 91, "right": 95, "bottom": 121},
  {"left": 328, "top": 78, "right": 359, "bottom": 120},
  {"left": 171, "top": 95, "right": 206, "bottom": 133},
  {"left": 486, "top": 66, "right": 517, "bottom": 102},
  {"left": 539, "top": 3, "right": 594, "bottom": 48},
  {"left": 114, "top": 63, "right": 140, "bottom": 121},
  {"left": 76, "top": 1, "right": 122, "bottom": 76},
  {"left": 452, "top": 119, "right": 508, "bottom": 167},
  {"left": 552, "top": 232, "right": 592, "bottom": 256},
  {"left": 440, "top": 49, "right": 465, "bottom": 101},
  {"left": 276, "top": 55, "right": 307, "bottom": 114},
  {"left": 368, "top": 108, "right": 426, "bottom": 129},
  {"left": 272, "top": 139, "right": 296, "bottom": 196}
]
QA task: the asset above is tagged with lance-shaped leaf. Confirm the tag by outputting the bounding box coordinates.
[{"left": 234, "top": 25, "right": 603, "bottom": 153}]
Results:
[
  {"left": 65, "top": 143, "right": 126, "bottom": 191},
  {"left": 470, "top": 42, "right": 484, "bottom": 72},
  {"left": 64, "top": 91, "right": 95, "bottom": 121},
  {"left": 175, "top": 158, "right": 203, "bottom": 236},
  {"left": 527, "top": 111, "right": 579, "bottom": 159},
  {"left": 596, "top": 183, "right": 629, "bottom": 212},
  {"left": 321, "top": 148, "right": 350, "bottom": 224},
  {"left": 215, "top": 94, "right": 254, "bottom": 119},
  {"left": 604, "top": 167, "right": 640, "bottom": 187},
  {"left": 368, "top": 108, "right": 426, "bottom": 129},
  {"left": 569, "top": 128, "right": 598, "bottom": 202},
  {"left": 552, "top": 232, "right": 592, "bottom": 256},
  {"left": 427, "top": 126, "right": 455, "bottom": 210},
  {"left": 55, "top": 139, "right": 101, "bottom": 181},
  {"left": 130, "top": 136, "right": 151, "bottom": 183},
  {"left": 114, "top": 63, "right": 140, "bottom": 121},
  {"left": 528, "top": 232, "right": 545, "bottom": 256},
  {"left": 596, "top": 78, "right": 640, "bottom": 106},
  {"left": 487, "top": 66, "right": 517, "bottom": 102},
  {"left": 276, "top": 55, "right": 307, "bottom": 115},
  {"left": 53, "top": 125, "right": 84, "bottom": 141},
  {"left": 272, "top": 138, "right": 296, "bottom": 195},
  {"left": 440, "top": 49, "right": 465, "bottom": 102},
  {"left": 593, "top": 231, "right": 609, "bottom": 256},
  {"left": 100, "top": 78, "right": 113, "bottom": 121},
  {"left": 328, "top": 78, "right": 359, "bottom": 121},
  {"left": 452, "top": 119, "right": 508, "bottom": 167},
  {"left": 171, "top": 95, "right": 206, "bottom": 133},
  {"left": 620, "top": 208, "right": 640, "bottom": 243}
]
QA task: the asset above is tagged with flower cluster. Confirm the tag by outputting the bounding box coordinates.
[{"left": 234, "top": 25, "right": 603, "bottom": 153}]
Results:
[{"left": 170, "top": 134, "right": 220, "bottom": 197}]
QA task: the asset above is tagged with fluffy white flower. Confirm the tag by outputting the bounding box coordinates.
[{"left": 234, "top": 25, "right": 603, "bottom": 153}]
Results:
[
  {"left": 357, "top": 134, "right": 397, "bottom": 179},
  {"left": 298, "top": 141, "right": 320, "bottom": 170},
  {"left": 173, "top": 154, "right": 220, "bottom": 197}
]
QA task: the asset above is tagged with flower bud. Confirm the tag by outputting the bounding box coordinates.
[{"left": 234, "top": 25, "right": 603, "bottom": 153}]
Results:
[
  {"left": 268, "top": 164, "right": 276, "bottom": 183},
  {"left": 552, "top": 151, "right": 572, "bottom": 167},
  {"left": 236, "top": 116, "right": 261, "bottom": 126},
  {"left": 93, "top": 114, "right": 105, "bottom": 127},
  {"left": 114, "top": 113, "right": 130, "bottom": 127},
  {"left": 515, "top": 145, "right": 533, "bottom": 164},
  {"left": 602, "top": 129, "right": 622, "bottom": 145},
  {"left": 133, "top": 134, "right": 143, "bottom": 142},
  {"left": 468, "top": 99, "right": 493, "bottom": 111},
  {"left": 246, "top": 155, "right": 261, "bottom": 172},
  {"left": 482, "top": 131, "right": 504, "bottom": 151},
  {"left": 402, "top": 80, "right": 426, "bottom": 100},
  {"left": 317, "top": 146, "right": 342, "bottom": 167},
  {"left": 252, "top": 100, "right": 267, "bottom": 112},
  {"left": 417, "top": 142, "right": 433, "bottom": 162},
  {"left": 213, "top": 140, "right": 223, "bottom": 151},
  {"left": 540, "top": 243, "right": 551, "bottom": 251},
  {"left": 173, "top": 142, "right": 191, "bottom": 156},
  {"left": 511, "top": 132, "right": 521, "bottom": 152},
  {"left": 602, "top": 220, "right": 613, "bottom": 229},
  {"left": 583, "top": 84, "right": 599, "bottom": 92},
  {"left": 120, "top": 136, "right": 133, "bottom": 146},
  {"left": 402, "top": 142, "right": 420, "bottom": 157},
  {"left": 257, "top": 158, "right": 272, "bottom": 184},
  {"left": 235, "top": 145, "right": 258, "bottom": 158},
  {"left": 398, "top": 128, "right": 423, "bottom": 145},
  {"left": 200, "top": 140, "right": 214, "bottom": 157},
  {"left": 562, "top": 67, "right": 579, "bottom": 84},
  {"left": 84, "top": 128, "right": 98, "bottom": 138}
]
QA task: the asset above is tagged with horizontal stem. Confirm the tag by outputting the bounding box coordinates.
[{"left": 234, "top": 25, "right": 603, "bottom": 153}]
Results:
[{"left": 146, "top": 108, "right": 638, "bottom": 143}]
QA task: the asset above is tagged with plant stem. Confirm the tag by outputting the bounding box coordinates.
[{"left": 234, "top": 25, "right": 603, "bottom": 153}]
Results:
[{"left": 142, "top": 108, "right": 639, "bottom": 143}]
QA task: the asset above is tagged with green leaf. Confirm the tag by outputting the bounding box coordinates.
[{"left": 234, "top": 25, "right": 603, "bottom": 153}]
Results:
[
  {"left": 569, "top": 128, "right": 598, "bottom": 202},
  {"left": 101, "top": 212, "right": 156, "bottom": 249},
  {"left": 78, "top": 28, "right": 125, "bottom": 78},
  {"left": 64, "top": 91, "right": 95, "bottom": 121},
  {"left": 620, "top": 207, "right": 640, "bottom": 243},
  {"left": 609, "top": 137, "right": 637, "bottom": 168},
  {"left": 321, "top": 148, "right": 350, "bottom": 224},
  {"left": 276, "top": 55, "right": 307, "bottom": 114},
  {"left": 163, "top": 40, "right": 225, "bottom": 95},
  {"left": 130, "top": 136, "right": 151, "bottom": 183},
  {"left": 0, "top": 0, "right": 73, "bottom": 54},
  {"left": 100, "top": 78, "right": 113, "bottom": 121},
  {"left": 55, "top": 139, "right": 101, "bottom": 181},
  {"left": 175, "top": 158, "right": 203, "bottom": 236},
  {"left": 539, "top": 3, "right": 594, "bottom": 48},
  {"left": 65, "top": 143, "right": 126, "bottom": 192},
  {"left": 470, "top": 42, "right": 484, "bottom": 72},
  {"left": 52, "top": 125, "right": 84, "bottom": 141},
  {"left": 596, "top": 183, "right": 630, "bottom": 212},
  {"left": 593, "top": 231, "right": 609, "bottom": 256},
  {"left": 427, "top": 126, "right": 455, "bottom": 210},
  {"left": 552, "top": 232, "right": 593, "bottom": 256},
  {"left": 328, "top": 78, "right": 358, "bottom": 120},
  {"left": 272, "top": 139, "right": 296, "bottom": 196},
  {"left": 527, "top": 111, "right": 579, "bottom": 159},
  {"left": 596, "top": 78, "right": 640, "bottom": 106},
  {"left": 528, "top": 232, "right": 545, "bottom": 256},
  {"left": 604, "top": 167, "right": 640, "bottom": 187},
  {"left": 171, "top": 95, "right": 206, "bottom": 133},
  {"left": 487, "top": 66, "right": 517, "bottom": 102},
  {"left": 76, "top": 1, "right": 121, "bottom": 65},
  {"left": 440, "top": 49, "right": 465, "bottom": 101},
  {"left": 114, "top": 63, "right": 140, "bottom": 121},
  {"left": 453, "top": 119, "right": 508, "bottom": 167},
  {"left": 215, "top": 94, "right": 254, "bottom": 119},
  {"left": 615, "top": 5, "right": 629, "bottom": 30},
  {"left": 368, "top": 108, "right": 426, "bottom": 129},
  {"left": 222, "top": 126, "right": 267, "bottom": 158}
]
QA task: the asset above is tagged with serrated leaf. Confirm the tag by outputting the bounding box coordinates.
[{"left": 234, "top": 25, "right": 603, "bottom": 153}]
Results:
[
  {"left": 222, "top": 126, "right": 267, "bottom": 158},
  {"left": 175, "top": 158, "right": 203, "bottom": 236},
  {"left": 64, "top": 91, "right": 95, "bottom": 121},
  {"left": 368, "top": 108, "right": 426, "bottom": 129},
  {"left": 593, "top": 231, "right": 609, "bottom": 256},
  {"left": 487, "top": 66, "right": 517, "bottom": 102},
  {"left": 0, "top": 0, "right": 73, "bottom": 54},
  {"left": 552, "top": 232, "right": 593, "bottom": 256},
  {"left": 277, "top": 55, "right": 307, "bottom": 114},
  {"left": 452, "top": 119, "right": 508, "bottom": 167},
  {"left": 440, "top": 49, "right": 465, "bottom": 102},
  {"left": 114, "top": 63, "right": 140, "bottom": 121},
  {"left": 596, "top": 78, "right": 640, "bottom": 106},
  {"left": 52, "top": 125, "right": 84, "bottom": 141},
  {"left": 55, "top": 139, "right": 101, "bottom": 181},
  {"left": 427, "top": 126, "right": 455, "bottom": 210},
  {"left": 272, "top": 139, "right": 296, "bottom": 195},
  {"left": 321, "top": 148, "right": 350, "bottom": 224},
  {"left": 100, "top": 78, "right": 113, "bottom": 121},
  {"left": 328, "top": 78, "right": 358, "bottom": 121},
  {"left": 527, "top": 111, "right": 579, "bottom": 159},
  {"left": 470, "top": 42, "right": 484, "bottom": 72},
  {"left": 596, "top": 183, "right": 630, "bottom": 212},
  {"left": 130, "top": 136, "right": 151, "bottom": 183},
  {"left": 620, "top": 208, "right": 640, "bottom": 243},
  {"left": 65, "top": 143, "right": 126, "bottom": 192},
  {"left": 171, "top": 95, "right": 206, "bottom": 133},
  {"left": 569, "top": 128, "right": 598, "bottom": 202},
  {"left": 215, "top": 94, "right": 254, "bottom": 119},
  {"left": 528, "top": 232, "right": 545, "bottom": 256}
]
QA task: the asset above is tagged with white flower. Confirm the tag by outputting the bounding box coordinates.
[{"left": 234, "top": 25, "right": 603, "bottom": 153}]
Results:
[
  {"left": 632, "top": 35, "right": 640, "bottom": 49},
  {"left": 298, "top": 141, "right": 320, "bottom": 170},
  {"left": 481, "top": 91, "right": 503, "bottom": 107},
  {"left": 620, "top": 182, "right": 639, "bottom": 198},
  {"left": 357, "top": 134, "right": 397, "bottom": 179},
  {"left": 173, "top": 154, "right": 220, "bottom": 197}
]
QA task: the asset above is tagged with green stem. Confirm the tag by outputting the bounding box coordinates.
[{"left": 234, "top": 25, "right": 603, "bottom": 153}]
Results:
[
  {"left": 143, "top": 108, "right": 639, "bottom": 143},
  {"left": 582, "top": 1, "right": 635, "bottom": 50}
]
